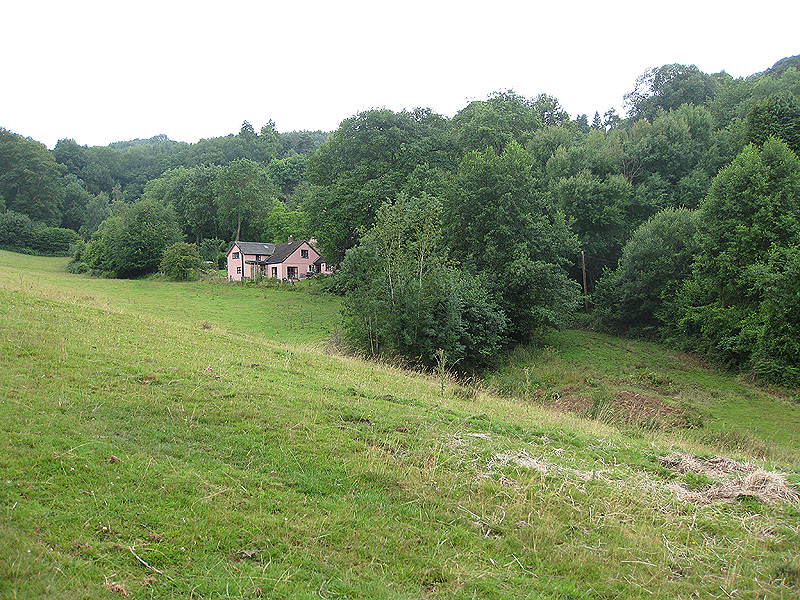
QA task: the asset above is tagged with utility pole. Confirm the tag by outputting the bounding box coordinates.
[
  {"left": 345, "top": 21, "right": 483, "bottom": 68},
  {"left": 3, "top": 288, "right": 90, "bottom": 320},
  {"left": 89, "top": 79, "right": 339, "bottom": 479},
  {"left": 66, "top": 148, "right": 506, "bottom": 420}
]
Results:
[{"left": 581, "top": 250, "right": 589, "bottom": 313}]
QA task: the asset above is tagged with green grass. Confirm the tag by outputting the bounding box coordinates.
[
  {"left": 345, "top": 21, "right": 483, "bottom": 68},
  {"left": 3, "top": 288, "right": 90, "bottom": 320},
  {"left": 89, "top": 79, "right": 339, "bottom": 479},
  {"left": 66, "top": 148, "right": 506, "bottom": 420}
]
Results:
[
  {"left": 486, "top": 329, "right": 800, "bottom": 460},
  {"left": 1, "top": 253, "right": 341, "bottom": 346},
  {"left": 2, "top": 250, "right": 799, "bottom": 599}
]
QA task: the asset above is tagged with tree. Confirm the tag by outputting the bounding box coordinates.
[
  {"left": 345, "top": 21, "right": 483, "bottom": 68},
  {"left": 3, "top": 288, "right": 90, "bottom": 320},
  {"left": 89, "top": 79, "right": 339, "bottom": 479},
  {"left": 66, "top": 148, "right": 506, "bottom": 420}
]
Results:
[
  {"left": 532, "top": 93, "right": 570, "bottom": 128},
  {"left": 84, "top": 199, "right": 182, "bottom": 278},
  {"left": 449, "top": 90, "right": 542, "bottom": 154},
  {"left": 305, "top": 108, "right": 455, "bottom": 264},
  {"left": 53, "top": 138, "right": 89, "bottom": 175},
  {"left": 550, "top": 170, "right": 638, "bottom": 288},
  {"left": 337, "top": 193, "right": 506, "bottom": 370},
  {"left": 145, "top": 165, "right": 220, "bottom": 243},
  {"left": 677, "top": 137, "right": 800, "bottom": 381},
  {"left": 160, "top": 241, "right": 202, "bottom": 280},
  {"left": 268, "top": 154, "right": 307, "bottom": 200},
  {"left": 594, "top": 207, "right": 700, "bottom": 335},
  {"left": 0, "top": 128, "right": 64, "bottom": 225},
  {"left": 443, "top": 142, "right": 580, "bottom": 341},
  {"left": 743, "top": 92, "right": 800, "bottom": 155},
  {"left": 0, "top": 210, "right": 78, "bottom": 254},
  {"left": 214, "top": 159, "right": 276, "bottom": 241},
  {"left": 60, "top": 175, "right": 92, "bottom": 232},
  {"left": 624, "top": 64, "right": 717, "bottom": 121},
  {"left": 199, "top": 238, "right": 228, "bottom": 269},
  {"left": 80, "top": 192, "right": 112, "bottom": 238},
  {"left": 261, "top": 201, "right": 309, "bottom": 243},
  {"left": 621, "top": 104, "right": 718, "bottom": 209}
]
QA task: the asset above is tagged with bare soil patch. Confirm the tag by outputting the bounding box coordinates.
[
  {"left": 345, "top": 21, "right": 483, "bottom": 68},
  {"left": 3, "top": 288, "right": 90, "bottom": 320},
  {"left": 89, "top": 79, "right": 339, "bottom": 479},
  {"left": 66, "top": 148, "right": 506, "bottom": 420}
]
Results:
[{"left": 541, "top": 389, "right": 689, "bottom": 428}]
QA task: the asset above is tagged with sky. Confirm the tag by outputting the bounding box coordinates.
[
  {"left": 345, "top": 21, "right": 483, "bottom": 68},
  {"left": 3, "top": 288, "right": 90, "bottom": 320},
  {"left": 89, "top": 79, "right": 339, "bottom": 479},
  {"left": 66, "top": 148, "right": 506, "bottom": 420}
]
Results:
[{"left": 2, "top": 0, "right": 798, "bottom": 149}]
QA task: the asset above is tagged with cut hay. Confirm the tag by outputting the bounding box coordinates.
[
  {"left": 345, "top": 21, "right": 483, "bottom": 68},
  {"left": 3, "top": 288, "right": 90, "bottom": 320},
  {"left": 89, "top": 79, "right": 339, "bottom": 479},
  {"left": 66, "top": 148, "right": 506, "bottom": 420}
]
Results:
[
  {"left": 668, "top": 470, "right": 800, "bottom": 506},
  {"left": 660, "top": 452, "right": 800, "bottom": 507},
  {"left": 659, "top": 452, "right": 757, "bottom": 479},
  {"left": 490, "top": 451, "right": 549, "bottom": 473},
  {"left": 488, "top": 451, "right": 611, "bottom": 482}
]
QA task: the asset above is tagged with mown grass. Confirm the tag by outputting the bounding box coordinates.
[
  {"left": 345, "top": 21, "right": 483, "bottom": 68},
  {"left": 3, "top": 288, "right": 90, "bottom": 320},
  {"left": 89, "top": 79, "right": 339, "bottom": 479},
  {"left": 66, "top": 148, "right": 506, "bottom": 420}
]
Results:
[
  {"left": 2, "top": 250, "right": 799, "bottom": 599},
  {"left": 1, "top": 253, "right": 340, "bottom": 346}
]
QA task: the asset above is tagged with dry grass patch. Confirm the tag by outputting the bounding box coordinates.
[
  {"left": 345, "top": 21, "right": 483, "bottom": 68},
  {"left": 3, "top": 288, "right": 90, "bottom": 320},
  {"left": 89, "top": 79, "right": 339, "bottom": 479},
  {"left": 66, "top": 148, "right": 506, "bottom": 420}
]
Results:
[{"left": 661, "top": 452, "right": 800, "bottom": 507}]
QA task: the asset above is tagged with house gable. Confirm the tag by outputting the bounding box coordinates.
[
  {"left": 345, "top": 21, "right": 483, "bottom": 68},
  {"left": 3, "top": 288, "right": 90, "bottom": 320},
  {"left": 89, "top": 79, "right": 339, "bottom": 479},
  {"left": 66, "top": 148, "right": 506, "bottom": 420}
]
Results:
[{"left": 227, "top": 241, "right": 277, "bottom": 281}]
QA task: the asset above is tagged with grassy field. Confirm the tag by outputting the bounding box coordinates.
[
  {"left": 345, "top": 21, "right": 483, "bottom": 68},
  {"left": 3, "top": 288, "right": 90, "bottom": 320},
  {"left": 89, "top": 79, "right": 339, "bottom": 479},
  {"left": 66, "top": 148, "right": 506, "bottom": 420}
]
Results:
[{"left": 2, "top": 250, "right": 799, "bottom": 599}]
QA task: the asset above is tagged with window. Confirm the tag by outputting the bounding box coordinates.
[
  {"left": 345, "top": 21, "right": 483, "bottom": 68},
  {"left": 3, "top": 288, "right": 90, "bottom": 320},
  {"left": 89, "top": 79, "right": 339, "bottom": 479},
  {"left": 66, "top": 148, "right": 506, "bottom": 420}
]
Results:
[
  {"left": 271, "top": 267, "right": 278, "bottom": 278},
  {"left": 287, "top": 266, "right": 298, "bottom": 279},
  {"left": 301, "top": 249, "right": 309, "bottom": 259},
  {"left": 255, "top": 255, "right": 261, "bottom": 261},
  {"left": 236, "top": 266, "right": 242, "bottom": 274},
  {"left": 232, "top": 251, "right": 240, "bottom": 259}
]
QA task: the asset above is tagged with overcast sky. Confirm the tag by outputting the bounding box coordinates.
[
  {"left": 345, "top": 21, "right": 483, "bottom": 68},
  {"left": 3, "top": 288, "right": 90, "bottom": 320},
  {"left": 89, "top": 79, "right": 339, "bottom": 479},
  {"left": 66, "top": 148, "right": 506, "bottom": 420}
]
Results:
[{"left": 2, "top": 0, "right": 798, "bottom": 149}]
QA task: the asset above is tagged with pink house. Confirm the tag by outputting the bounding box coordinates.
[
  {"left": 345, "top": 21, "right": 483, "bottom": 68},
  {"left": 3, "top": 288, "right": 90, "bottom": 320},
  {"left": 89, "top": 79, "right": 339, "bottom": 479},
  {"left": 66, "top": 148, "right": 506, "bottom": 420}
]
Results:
[
  {"left": 227, "top": 237, "right": 332, "bottom": 281},
  {"left": 226, "top": 241, "right": 276, "bottom": 281}
]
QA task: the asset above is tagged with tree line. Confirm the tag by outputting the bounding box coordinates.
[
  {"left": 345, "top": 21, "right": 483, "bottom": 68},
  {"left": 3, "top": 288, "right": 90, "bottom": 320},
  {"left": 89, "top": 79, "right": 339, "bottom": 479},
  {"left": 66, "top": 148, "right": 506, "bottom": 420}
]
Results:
[{"left": 1, "top": 56, "right": 798, "bottom": 384}]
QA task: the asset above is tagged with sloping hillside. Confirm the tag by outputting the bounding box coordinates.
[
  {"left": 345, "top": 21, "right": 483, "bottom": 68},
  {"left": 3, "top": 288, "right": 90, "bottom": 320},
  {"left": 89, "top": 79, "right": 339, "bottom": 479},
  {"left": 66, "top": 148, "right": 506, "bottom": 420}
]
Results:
[{"left": 1, "top": 251, "right": 798, "bottom": 599}]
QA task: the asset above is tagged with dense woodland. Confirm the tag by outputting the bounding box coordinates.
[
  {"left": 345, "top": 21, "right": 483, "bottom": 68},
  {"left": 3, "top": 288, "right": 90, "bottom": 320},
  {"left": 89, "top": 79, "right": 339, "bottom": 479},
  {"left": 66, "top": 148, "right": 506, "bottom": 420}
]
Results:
[{"left": 1, "top": 56, "right": 799, "bottom": 384}]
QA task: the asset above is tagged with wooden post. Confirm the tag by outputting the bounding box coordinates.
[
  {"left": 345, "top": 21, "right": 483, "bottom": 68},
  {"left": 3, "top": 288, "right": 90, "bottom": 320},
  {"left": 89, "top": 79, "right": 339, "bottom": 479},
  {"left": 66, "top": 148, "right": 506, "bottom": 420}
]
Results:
[{"left": 581, "top": 250, "right": 589, "bottom": 313}]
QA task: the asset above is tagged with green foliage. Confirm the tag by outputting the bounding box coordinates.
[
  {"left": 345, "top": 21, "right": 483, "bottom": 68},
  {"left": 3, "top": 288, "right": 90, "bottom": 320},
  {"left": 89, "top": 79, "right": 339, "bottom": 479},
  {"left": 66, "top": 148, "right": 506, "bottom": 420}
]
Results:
[
  {"left": 751, "top": 246, "right": 800, "bottom": 384},
  {"left": 338, "top": 194, "right": 507, "bottom": 370},
  {"left": 268, "top": 153, "right": 307, "bottom": 199},
  {"left": 214, "top": 159, "right": 277, "bottom": 241},
  {"left": 261, "top": 200, "right": 309, "bottom": 244},
  {"left": 144, "top": 164, "right": 220, "bottom": 243},
  {"left": 0, "top": 128, "right": 64, "bottom": 225},
  {"left": 0, "top": 210, "right": 79, "bottom": 254},
  {"left": 743, "top": 92, "right": 800, "bottom": 155},
  {"left": 305, "top": 108, "right": 455, "bottom": 264},
  {"left": 624, "top": 64, "right": 717, "bottom": 121},
  {"left": 159, "top": 241, "right": 202, "bottom": 281},
  {"left": 450, "top": 90, "right": 543, "bottom": 154},
  {"left": 444, "top": 142, "right": 580, "bottom": 341},
  {"left": 83, "top": 200, "right": 182, "bottom": 278},
  {"left": 60, "top": 174, "right": 92, "bottom": 232},
  {"left": 677, "top": 138, "right": 800, "bottom": 383},
  {"left": 198, "top": 237, "right": 228, "bottom": 268},
  {"left": 79, "top": 192, "right": 111, "bottom": 238},
  {"left": 595, "top": 207, "right": 700, "bottom": 335},
  {"left": 550, "top": 170, "right": 640, "bottom": 286}
]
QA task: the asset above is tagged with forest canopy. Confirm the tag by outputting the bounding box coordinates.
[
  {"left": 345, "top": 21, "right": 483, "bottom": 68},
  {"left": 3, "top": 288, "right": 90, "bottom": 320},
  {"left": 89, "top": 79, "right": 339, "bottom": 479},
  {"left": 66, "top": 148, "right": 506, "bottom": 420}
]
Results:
[{"left": 2, "top": 55, "right": 799, "bottom": 384}]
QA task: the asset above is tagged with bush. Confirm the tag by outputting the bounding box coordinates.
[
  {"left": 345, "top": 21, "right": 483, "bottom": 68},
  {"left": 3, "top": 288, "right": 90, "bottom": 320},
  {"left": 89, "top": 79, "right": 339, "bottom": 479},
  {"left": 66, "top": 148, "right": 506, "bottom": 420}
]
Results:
[
  {"left": 0, "top": 210, "right": 79, "bottom": 254},
  {"left": 160, "top": 242, "right": 202, "bottom": 281},
  {"left": 338, "top": 194, "right": 507, "bottom": 371},
  {"left": 83, "top": 200, "right": 182, "bottom": 278},
  {"left": 594, "top": 207, "right": 699, "bottom": 336}
]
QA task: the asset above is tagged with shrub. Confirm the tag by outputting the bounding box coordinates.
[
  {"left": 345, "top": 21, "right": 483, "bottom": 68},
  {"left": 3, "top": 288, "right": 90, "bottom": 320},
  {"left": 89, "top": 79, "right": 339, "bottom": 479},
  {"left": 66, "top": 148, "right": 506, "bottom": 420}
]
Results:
[
  {"left": 84, "top": 200, "right": 182, "bottom": 278},
  {"left": 0, "top": 210, "right": 79, "bottom": 254},
  {"left": 160, "top": 242, "right": 202, "bottom": 281}
]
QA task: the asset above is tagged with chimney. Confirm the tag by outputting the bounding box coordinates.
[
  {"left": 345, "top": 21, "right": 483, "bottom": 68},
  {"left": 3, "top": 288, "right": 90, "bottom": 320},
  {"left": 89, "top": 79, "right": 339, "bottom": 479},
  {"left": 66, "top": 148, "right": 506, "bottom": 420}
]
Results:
[{"left": 288, "top": 235, "right": 294, "bottom": 244}]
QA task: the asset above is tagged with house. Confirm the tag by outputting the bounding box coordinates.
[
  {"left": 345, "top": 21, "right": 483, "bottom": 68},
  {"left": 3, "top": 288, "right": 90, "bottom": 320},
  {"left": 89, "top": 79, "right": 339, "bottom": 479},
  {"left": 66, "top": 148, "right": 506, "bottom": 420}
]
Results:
[
  {"left": 226, "top": 241, "right": 276, "bottom": 281},
  {"left": 227, "top": 236, "right": 332, "bottom": 281}
]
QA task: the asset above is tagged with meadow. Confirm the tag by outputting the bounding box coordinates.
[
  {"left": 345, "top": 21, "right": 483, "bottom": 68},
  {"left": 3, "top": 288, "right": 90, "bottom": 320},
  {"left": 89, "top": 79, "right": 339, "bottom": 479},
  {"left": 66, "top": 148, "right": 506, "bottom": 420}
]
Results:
[{"left": 1, "top": 250, "right": 799, "bottom": 599}]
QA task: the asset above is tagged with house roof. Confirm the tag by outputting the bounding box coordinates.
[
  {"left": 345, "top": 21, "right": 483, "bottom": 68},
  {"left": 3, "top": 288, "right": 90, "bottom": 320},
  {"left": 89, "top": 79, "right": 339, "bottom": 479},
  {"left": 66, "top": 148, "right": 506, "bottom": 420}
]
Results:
[
  {"left": 231, "top": 241, "right": 275, "bottom": 256},
  {"left": 266, "top": 240, "right": 317, "bottom": 264}
]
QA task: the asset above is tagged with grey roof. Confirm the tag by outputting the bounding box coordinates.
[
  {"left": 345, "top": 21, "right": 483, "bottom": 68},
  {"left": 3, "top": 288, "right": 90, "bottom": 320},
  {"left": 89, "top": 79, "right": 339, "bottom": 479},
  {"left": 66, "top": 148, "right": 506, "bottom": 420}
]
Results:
[
  {"left": 231, "top": 241, "right": 275, "bottom": 256},
  {"left": 266, "top": 240, "right": 317, "bottom": 264}
]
